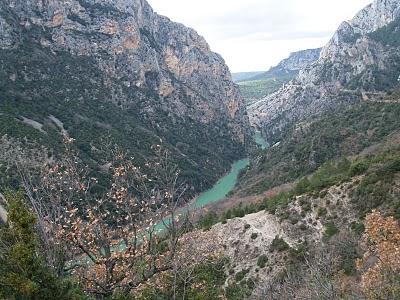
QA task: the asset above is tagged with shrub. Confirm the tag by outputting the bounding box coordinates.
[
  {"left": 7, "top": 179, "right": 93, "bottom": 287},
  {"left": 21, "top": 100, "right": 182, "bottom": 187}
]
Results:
[
  {"left": 349, "top": 161, "right": 370, "bottom": 176},
  {"left": 351, "top": 222, "right": 365, "bottom": 236},
  {"left": 225, "top": 209, "right": 232, "bottom": 220},
  {"left": 225, "top": 281, "right": 252, "bottom": 300},
  {"left": 233, "top": 207, "right": 245, "bottom": 218},
  {"left": 299, "top": 223, "right": 308, "bottom": 231},
  {"left": 198, "top": 211, "right": 219, "bottom": 231},
  {"left": 319, "top": 190, "right": 328, "bottom": 198},
  {"left": 0, "top": 191, "right": 86, "bottom": 300},
  {"left": 294, "top": 177, "right": 311, "bottom": 195},
  {"left": 264, "top": 192, "right": 292, "bottom": 214},
  {"left": 290, "top": 217, "right": 299, "bottom": 225},
  {"left": 234, "top": 269, "right": 249, "bottom": 282},
  {"left": 270, "top": 236, "right": 290, "bottom": 252},
  {"left": 251, "top": 233, "right": 258, "bottom": 240},
  {"left": 317, "top": 207, "right": 328, "bottom": 218},
  {"left": 257, "top": 255, "right": 268, "bottom": 268},
  {"left": 323, "top": 222, "right": 339, "bottom": 240}
]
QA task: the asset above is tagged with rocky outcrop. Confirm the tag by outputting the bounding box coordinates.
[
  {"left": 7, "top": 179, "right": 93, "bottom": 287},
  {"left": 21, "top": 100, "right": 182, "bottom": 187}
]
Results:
[
  {"left": 249, "top": 0, "right": 400, "bottom": 140},
  {"left": 0, "top": 193, "right": 6, "bottom": 224},
  {"left": 0, "top": 0, "right": 251, "bottom": 191},
  {"left": 2, "top": 0, "right": 248, "bottom": 132},
  {"left": 256, "top": 48, "right": 322, "bottom": 80}
]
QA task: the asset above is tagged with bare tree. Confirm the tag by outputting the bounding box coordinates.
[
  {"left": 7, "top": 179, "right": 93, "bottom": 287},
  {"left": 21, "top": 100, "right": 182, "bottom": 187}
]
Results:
[
  {"left": 1, "top": 136, "right": 229, "bottom": 298},
  {"left": 9, "top": 137, "right": 191, "bottom": 297}
]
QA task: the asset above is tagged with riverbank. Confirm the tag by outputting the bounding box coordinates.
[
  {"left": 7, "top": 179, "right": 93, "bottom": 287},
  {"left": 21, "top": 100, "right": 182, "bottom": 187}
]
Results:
[
  {"left": 192, "top": 158, "right": 250, "bottom": 208},
  {"left": 190, "top": 132, "right": 267, "bottom": 209}
]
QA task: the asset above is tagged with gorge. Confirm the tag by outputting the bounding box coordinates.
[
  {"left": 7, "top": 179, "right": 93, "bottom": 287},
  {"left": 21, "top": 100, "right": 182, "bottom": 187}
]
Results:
[{"left": 0, "top": 0, "right": 400, "bottom": 299}]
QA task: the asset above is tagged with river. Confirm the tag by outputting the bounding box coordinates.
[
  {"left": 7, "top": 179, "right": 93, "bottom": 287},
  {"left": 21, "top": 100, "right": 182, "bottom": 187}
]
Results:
[
  {"left": 193, "top": 158, "right": 250, "bottom": 208},
  {"left": 190, "top": 131, "right": 267, "bottom": 209},
  {"left": 120, "top": 132, "right": 268, "bottom": 247}
]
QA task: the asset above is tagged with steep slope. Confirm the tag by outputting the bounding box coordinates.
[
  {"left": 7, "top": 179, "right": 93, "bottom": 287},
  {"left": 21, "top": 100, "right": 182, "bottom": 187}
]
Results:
[
  {"left": 237, "top": 48, "right": 321, "bottom": 104},
  {"left": 239, "top": 101, "right": 400, "bottom": 195},
  {"left": 0, "top": 0, "right": 251, "bottom": 192},
  {"left": 249, "top": 0, "right": 400, "bottom": 139},
  {"left": 252, "top": 48, "right": 322, "bottom": 81},
  {"left": 193, "top": 136, "right": 400, "bottom": 299}
]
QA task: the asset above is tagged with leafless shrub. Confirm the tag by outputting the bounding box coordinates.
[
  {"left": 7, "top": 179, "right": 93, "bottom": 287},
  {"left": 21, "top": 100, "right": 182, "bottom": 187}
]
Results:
[{"left": 2, "top": 136, "right": 193, "bottom": 297}]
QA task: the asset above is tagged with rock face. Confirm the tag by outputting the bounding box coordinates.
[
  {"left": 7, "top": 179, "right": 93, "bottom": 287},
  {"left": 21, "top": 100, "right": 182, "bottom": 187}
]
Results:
[
  {"left": 235, "top": 49, "right": 322, "bottom": 105},
  {"left": 0, "top": 0, "right": 251, "bottom": 192},
  {"left": 249, "top": 0, "right": 400, "bottom": 140},
  {"left": 255, "top": 48, "right": 322, "bottom": 80}
]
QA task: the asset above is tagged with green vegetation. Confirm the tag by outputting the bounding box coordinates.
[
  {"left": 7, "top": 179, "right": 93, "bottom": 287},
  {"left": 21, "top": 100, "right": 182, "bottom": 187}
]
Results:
[
  {"left": 323, "top": 222, "right": 339, "bottom": 240},
  {"left": 0, "top": 191, "right": 86, "bottom": 300},
  {"left": 339, "top": 243, "right": 360, "bottom": 276},
  {"left": 198, "top": 211, "right": 219, "bottom": 231},
  {"left": 316, "top": 207, "right": 328, "bottom": 218},
  {"left": 270, "top": 236, "right": 290, "bottom": 252},
  {"left": 351, "top": 222, "right": 365, "bottom": 236},
  {"left": 237, "top": 77, "right": 291, "bottom": 103},
  {"left": 225, "top": 280, "right": 253, "bottom": 300},
  {"left": 351, "top": 153, "right": 400, "bottom": 218},
  {"left": 257, "top": 255, "right": 268, "bottom": 268},
  {"left": 263, "top": 148, "right": 399, "bottom": 216},
  {"left": 241, "top": 102, "right": 400, "bottom": 195},
  {"left": 234, "top": 269, "right": 249, "bottom": 282},
  {"left": 0, "top": 19, "right": 247, "bottom": 197},
  {"left": 369, "top": 17, "right": 400, "bottom": 47},
  {"left": 138, "top": 257, "right": 229, "bottom": 300}
]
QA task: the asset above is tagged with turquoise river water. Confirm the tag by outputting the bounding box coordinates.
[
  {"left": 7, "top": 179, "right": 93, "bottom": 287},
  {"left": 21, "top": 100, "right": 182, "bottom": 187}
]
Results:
[
  {"left": 118, "top": 132, "right": 267, "bottom": 244},
  {"left": 191, "top": 131, "right": 267, "bottom": 208}
]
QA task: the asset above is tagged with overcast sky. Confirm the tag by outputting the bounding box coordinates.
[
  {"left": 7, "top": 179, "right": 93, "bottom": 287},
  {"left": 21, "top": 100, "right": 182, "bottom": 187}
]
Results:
[{"left": 147, "top": 0, "right": 372, "bottom": 72}]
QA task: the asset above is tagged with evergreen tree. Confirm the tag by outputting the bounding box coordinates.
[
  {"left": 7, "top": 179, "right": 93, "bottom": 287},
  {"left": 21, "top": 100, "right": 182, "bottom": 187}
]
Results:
[{"left": 0, "top": 191, "right": 87, "bottom": 300}]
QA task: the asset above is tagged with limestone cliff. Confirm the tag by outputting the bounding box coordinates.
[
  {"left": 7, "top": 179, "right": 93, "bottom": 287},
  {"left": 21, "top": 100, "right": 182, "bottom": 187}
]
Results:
[
  {"left": 249, "top": 0, "right": 400, "bottom": 140},
  {"left": 253, "top": 48, "right": 322, "bottom": 80},
  {"left": 0, "top": 0, "right": 251, "bottom": 192}
]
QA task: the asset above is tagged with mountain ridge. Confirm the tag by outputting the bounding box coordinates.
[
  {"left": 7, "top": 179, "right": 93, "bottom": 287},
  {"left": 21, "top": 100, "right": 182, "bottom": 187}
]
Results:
[
  {"left": 249, "top": 0, "right": 400, "bottom": 140},
  {"left": 236, "top": 48, "right": 322, "bottom": 104},
  {"left": 0, "top": 0, "right": 251, "bottom": 193},
  {"left": 251, "top": 47, "right": 322, "bottom": 81}
]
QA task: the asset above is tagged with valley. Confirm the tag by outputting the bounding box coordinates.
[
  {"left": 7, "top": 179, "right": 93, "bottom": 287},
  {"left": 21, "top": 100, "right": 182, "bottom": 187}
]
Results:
[
  {"left": 191, "top": 133, "right": 267, "bottom": 209},
  {"left": 0, "top": 0, "right": 400, "bottom": 299}
]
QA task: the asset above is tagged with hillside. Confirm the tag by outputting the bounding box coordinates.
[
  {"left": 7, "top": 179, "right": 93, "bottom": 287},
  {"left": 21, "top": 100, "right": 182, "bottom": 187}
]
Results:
[
  {"left": 213, "top": 1, "right": 400, "bottom": 297},
  {"left": 1, "top": 0, "right": 400, "bottom": 299},
  {"left": 194, "top": 139, "right": 400, "bottom": 298},
  {"left": 252, "top": 48, "right": 322, "bottom": 81},
  {"left": 232, "top": 72, "right": 264, "bottom": 82},
  {"left": 237, "top": 48, "right": 321, "bottom": 104},
  {"left": 0, "top": 0, "right": 251, "bottom": 193},
  {"left": 249, "top": 0, "right": 400, "bottom": 137},
  {"left": 239, "top": 101, "right": 400, "bottom": 195}
]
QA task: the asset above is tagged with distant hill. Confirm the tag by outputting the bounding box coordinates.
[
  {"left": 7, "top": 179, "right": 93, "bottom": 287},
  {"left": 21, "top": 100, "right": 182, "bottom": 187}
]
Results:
[
  {"left": 232, "top": 72, "right": 264, "bottom": 82},
  {"left": 237, "top": 48, "right": 322, "bottom": 104},
  {"left": 251, "top": 48, "right": 322, "bottom": 81},
  {"left": 249, "top": 0, "right": 400, "bottom": 139}
]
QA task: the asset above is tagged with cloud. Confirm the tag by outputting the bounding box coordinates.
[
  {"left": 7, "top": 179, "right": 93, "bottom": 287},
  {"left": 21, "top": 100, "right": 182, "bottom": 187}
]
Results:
[{"left": 147, "top": 0, "right": 372, "bottom": 72}]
